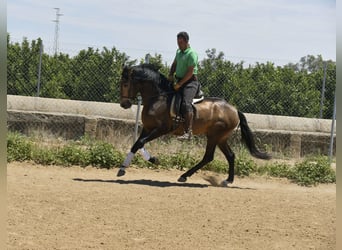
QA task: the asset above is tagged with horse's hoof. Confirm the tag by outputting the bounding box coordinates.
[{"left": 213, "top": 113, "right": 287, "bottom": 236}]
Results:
[
  {"left": 221, "top": 180, "right": 233, "bottom": 187},
  {"left": 117, "top": 168, "right": 126, "bottom": 177},
  {"left": 149, "top": 157, "right": 159, "bottom": 165},
  {"left": 178, "top": 176, "right": 187, "bottom": 182}
]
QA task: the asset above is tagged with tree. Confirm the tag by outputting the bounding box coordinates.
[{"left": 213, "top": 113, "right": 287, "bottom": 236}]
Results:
[
  {"left": 7, "top": 34, "right": 336, "bottom": 118},
  {"left": 7, "top": 34, "right": 43, "bottom": 96}
]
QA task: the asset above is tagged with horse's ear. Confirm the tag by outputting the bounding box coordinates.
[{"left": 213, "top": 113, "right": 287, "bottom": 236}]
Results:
[{"left": 121, "top": 65, "right": 131, "bottom": 79}]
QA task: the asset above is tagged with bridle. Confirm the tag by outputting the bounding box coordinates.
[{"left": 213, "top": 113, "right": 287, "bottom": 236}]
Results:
[{"left": 120, "top": 74, "right": 176, "bottom": 101}]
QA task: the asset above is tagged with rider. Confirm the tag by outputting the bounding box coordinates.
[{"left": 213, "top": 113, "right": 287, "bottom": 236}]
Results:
[{"left": 168, "top": 31, "right": 199, "bottom": 141}]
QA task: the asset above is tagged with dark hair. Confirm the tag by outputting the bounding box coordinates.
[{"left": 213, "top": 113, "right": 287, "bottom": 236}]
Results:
[{"left": 177, "top": 31, "right": 189, "bottom": 42}]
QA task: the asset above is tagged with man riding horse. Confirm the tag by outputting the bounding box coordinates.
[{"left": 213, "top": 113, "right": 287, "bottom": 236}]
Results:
[
  {"left": 168, "top": 31, "right": 199, "bottom": 141},
  {"left": 117, "top": 33, "right": 271, "bottom": 184}
]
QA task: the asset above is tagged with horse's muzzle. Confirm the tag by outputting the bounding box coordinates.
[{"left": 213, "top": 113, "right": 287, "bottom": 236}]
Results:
[{"left": 120, "top": 99, "right": 132, "bottom": 109}]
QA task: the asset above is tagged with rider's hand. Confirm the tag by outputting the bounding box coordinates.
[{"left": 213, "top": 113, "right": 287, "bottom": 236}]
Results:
[{"left": 173, "top": 82, "right": 181, "bottom": 91}]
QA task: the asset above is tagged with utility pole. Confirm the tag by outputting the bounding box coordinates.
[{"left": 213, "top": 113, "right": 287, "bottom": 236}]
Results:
[{"left": 52, "top": 8, "right": 63, "bottom": 55}]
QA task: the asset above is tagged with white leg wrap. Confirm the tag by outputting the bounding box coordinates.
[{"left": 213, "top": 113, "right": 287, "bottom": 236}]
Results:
[
  {"left": 123, "top": 152, "right": 135, "bottom": 167},
  {"left": 140, "top": 148, "right": 151, "bottom": 161}
]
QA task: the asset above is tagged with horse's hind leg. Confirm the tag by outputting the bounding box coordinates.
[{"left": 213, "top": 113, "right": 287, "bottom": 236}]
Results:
[
  {"left": 218, "top": 141, "right": 235, "bottom": 185},
  {"left": 178, "top": 139, "right": 217, "bottom": 182}
]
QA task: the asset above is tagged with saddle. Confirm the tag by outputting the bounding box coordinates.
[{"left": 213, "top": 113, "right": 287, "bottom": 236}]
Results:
[{"left": 170, "top": 87, "right": 204, "bottom": 123}]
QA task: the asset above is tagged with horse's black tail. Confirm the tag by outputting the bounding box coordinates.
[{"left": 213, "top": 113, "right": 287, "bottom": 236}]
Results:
[{"left": 238, "top": 110, "right": 271, "bottom": 160}]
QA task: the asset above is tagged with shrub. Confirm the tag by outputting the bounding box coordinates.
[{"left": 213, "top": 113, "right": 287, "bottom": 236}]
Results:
[
  {"left": 89, "top": 141, "right": 123, "bottom": 168},
  {"left": 235, "top": 152, "right": 257, "bottom": 177},
  {"left": 289, "top": 156, "right": 336, "bottom": 186},
  {"left": 7, "top": 132, "right": 33, "bottom": 162},
  {"left": 32, "top": 147, "right": 57, "bottom": 165},
  {"left": 6, "top": 133, "right": 336, "bottom": 187},
  {"left": 56, "top": 145, "right": 91, "bottom": 167},
  {"left": 158, "top": 152, "right": 197, "bottom": 170},
  {"left": 257, "top": 162, "right": 292, "bottom": 178},
  {"left": 204, "top": 159, "right": 227, "bottom": 173}
]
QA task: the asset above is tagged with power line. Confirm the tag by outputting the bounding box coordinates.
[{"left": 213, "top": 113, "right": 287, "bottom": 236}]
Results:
[{"left": 52, "top": 8, "right": 63, "bottom": 55}]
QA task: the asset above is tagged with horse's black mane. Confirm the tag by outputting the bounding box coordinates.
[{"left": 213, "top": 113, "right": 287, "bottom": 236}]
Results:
[{"left": 131, "top": 64, "right": 173, "bottom": 93}]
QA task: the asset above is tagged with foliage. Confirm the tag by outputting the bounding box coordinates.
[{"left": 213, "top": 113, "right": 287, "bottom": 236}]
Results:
[
  {"left": 289, "top": 156, "right": 336, "bottom": 186},
  {"left": 7, "top": 34, "right": 133, "bottom": 103},
  {"left": 56, "top": 145, "right": 91, "bottom": 167},
  {"left": 203, "top": 159, "right": 227, "bottom": 173},
  {"left": 7, "top": 132, "right": 33, "bottom": 162},
  {"left": 257, "top": 156, "right": 335, "bottom": 186},
  {"left": 257, "top": 162, "right": 292, "bottom": 178},
  {"left": 7, "top": 34, "right": 336, "bottom": 119},
  {"left": 235, "top": 150, "right": 257, "bottom": 176},
  {"left": 32, "top": 147, "right": 58, "bottom": 165},
  {"left": 89, "top": 141, "right": 124, "bottom": 169},
  {"left": 198, "top": 49, "right": 335, "bottom": 118},
  {"left": 6, "top": 132, "right": 336, "bottom": 186},
  {"left": 158, "top": 152, "right": 198, "bottom": 171}
]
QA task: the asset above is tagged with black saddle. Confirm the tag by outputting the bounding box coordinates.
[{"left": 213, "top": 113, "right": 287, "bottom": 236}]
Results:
[{"left": 170, "top": 86, "right": 204, "bottom": 121}]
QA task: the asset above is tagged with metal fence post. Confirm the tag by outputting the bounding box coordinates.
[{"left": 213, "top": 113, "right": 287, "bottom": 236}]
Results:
[
  {"left": 133, "top": 96, "right": 142, "bottom": 143},
  {"left": 133, "top": 54, "right": 150, "bottom": 143},
  {"left": 36, "top": 42, "right": 43, "bottom": 97},
  {"left": 329, "top": 88, "right": 336, "bottom": 164},
  {"left": 319, "top": 61, "right": 327, "bottom": 118}
]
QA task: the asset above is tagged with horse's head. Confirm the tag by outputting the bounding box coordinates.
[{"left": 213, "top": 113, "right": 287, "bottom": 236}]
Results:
[
  {"left": 120, "top": 66, "right": 139, "bottom": 109},
  {"left": 120, "top": 64, "right": 167, "bottom": 109}
]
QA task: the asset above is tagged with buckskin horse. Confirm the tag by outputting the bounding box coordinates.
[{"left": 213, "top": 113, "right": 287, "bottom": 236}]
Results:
[{"left": 117, "top": 64, "right": 271, "bottom": 186}]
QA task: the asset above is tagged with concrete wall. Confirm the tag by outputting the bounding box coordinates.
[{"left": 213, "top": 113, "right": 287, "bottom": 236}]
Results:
[{"left": 7, "top": 95, "right": 336, "bottom": 157}]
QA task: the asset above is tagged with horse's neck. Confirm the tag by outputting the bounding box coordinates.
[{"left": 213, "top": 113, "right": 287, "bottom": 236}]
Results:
[
  {"left": 138, "top": 74, "right": 171, "bottom": 105},
  {"left": 140, "top": 86, "right": 162, "bottom": 105}
]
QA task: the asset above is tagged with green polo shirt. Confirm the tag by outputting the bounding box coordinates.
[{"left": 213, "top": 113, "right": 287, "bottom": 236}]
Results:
[{"left": 175, "top": 47, "right": 198, "bottom": 78}]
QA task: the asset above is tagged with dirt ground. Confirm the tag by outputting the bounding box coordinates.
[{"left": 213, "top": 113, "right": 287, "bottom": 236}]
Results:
[{"left": 7, "top": 162, "right": 336, "bottom": 250}]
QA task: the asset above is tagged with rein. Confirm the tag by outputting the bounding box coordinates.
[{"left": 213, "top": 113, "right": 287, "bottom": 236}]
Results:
[{"left": 120, "top": 90, "right": 175, "bottom": 101}]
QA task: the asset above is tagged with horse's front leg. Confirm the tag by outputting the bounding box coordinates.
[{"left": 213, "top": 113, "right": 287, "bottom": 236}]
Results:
[
  {"left": 117, "top": 128, "right": 162, "bottom": 177},
  {"left": 140, "top": 147, "right": 159, "bottom": 165}
]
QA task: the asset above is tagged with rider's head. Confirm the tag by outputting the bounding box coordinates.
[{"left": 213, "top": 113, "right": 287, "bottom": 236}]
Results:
[
  {"left": 177, "top": 31, "right": 189, "bottom": 42},
  {"left": 177, "top": 31, "right": 189, "bottom": 51}
]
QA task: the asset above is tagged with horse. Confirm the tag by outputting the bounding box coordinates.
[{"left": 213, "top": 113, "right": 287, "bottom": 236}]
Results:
[{"left": 117, "top": 64, "right": 271, "bottom": 186}]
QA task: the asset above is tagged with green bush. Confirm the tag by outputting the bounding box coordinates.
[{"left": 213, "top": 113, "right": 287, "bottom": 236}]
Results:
[
  {"left": 89, "top": 141, "right": 123, "bottom": 168},
  {"left": 6, "top": 132, "right": 336, "bottom": 187},
  {"left": 289, "top": 156, "right": 336, "bottom": 186},
  {"left": 257, "top": 162, "right": 292, "bottom": 178},
  {"left": 56, "top": 145, "right": 91, "bottom": 167},
  {"left": 204, "top": 159, "right": 227, "bottom": 173},
  {"left": 7, "top": 132, "right": 33, "bottom": 162},
  {"left": 158, "top": 152, "right": 197, "bottom": 170},
  {"left": 235, "top": 153, "right": 257, "bottom": 177},
  {"left": 32, "top": 147, "right": 57, "bottom": 165}
]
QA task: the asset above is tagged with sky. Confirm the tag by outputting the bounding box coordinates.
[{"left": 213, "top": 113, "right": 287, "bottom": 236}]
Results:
[{"left": 7, "top": 0, "right": 336, "bottom": 66}]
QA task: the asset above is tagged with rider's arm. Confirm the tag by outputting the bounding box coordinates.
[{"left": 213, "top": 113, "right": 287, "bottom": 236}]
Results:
[
  {"left": 175, "top": 66, "right": 194, "bottom": 89},
  {"left": 168, "top": 60, "right": 177, "bottom": 80}
]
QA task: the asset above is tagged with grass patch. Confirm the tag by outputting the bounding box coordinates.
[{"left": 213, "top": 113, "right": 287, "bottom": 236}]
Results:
[
  {"left": 289, "top": 156, "right": 336, "bottom": 186},
  {"left": 7, "top": 132, "right": 336, "bottom": 186},
  {"left": 257, "top": 162, "right": 292, "bottom": 178},
  {"left": 7, "top": 132, "right": 33, "bottom": 162}
]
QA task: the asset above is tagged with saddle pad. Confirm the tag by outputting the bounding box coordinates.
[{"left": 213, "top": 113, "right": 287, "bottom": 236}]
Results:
[{"left": 170, "top": 95, "right": 204, "bottom": 118}]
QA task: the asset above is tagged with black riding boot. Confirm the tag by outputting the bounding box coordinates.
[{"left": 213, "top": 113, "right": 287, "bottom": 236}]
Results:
[{"left": 177, "top": 111, "right": 193, "bottom": 141}]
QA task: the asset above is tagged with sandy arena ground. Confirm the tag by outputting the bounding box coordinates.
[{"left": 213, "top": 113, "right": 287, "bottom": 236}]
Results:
[{"left": 7, "top": 162, "right": 336, "bottom": 250}]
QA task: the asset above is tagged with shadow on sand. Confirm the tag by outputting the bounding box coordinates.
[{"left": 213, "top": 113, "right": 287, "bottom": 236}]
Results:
[
  {"left": 73, "top": 178, "right": 256, "bottom": 190},
  {"left": 73, "top": 178, "right": 208, "bottom": 188}
]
